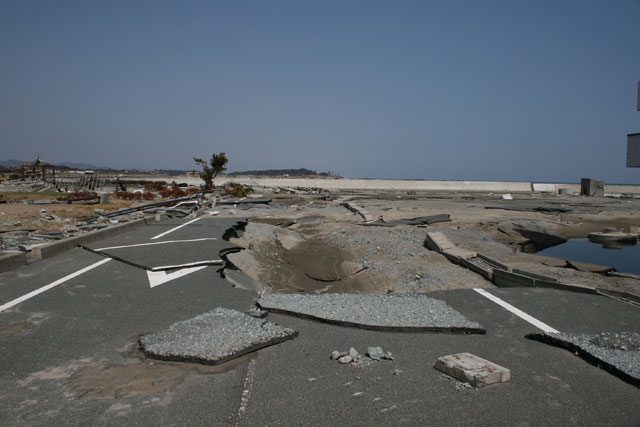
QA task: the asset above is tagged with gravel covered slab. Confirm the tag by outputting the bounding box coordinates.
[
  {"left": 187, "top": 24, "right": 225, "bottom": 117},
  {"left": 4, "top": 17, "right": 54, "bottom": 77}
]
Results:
[
  {"left": 527, "top": 332, "right": 640, "bottom": 387},
  {"left": 139, "top": 308, "right": 297, "bottom": 365},
  {"left": 257, "top": 293, "right": 485, "bottom": 333}
]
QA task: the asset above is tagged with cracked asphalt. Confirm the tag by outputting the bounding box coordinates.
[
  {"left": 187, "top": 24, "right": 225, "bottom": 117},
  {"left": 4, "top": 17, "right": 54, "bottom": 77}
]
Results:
[{"left": 1, "top": 215, "right": 640, "bottom": 426}]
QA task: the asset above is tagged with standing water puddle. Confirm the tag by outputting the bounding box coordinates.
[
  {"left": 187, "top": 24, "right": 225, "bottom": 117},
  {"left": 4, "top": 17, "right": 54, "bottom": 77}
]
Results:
[{"left": 538, "top": 238, "right": 640, "bottom": 275}]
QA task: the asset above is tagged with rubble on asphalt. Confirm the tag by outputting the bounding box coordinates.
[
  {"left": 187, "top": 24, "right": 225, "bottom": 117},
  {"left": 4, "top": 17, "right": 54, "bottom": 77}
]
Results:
[
  {"left": 139, "top": 307, "right": 297, "bottom": 365},
  {"left": 330, "top": 346, "right": 394, "bottom": 367}
]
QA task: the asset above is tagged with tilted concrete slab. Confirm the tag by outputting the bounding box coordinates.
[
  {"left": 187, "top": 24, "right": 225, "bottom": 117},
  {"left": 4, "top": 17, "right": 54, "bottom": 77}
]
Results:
[
  {"left": 139, "top": 307, "right": 297, "bottom": 365},
  {"left": 435, "top": 353, "right": 511, "bottom": 387},
  {"left": 425, "top": 232, "right": 476, "bottom": 261},
  {"left": 442, "top": 246, "right": 477, "bottom": 260},
  {"left": 424, "top": 231, "right": 456, "bottom": 252},
  {"left": 362, "top": 214, "right": 451, "bottom": 227},
  {"left": 257, "top": 293, "right": 485, "bottom": 333},
  {"left": 527, "top": 332, "right": 640, "bottom": 388},
  {"left": 340, "top": 201, "right": 375, "bottom": 222}
]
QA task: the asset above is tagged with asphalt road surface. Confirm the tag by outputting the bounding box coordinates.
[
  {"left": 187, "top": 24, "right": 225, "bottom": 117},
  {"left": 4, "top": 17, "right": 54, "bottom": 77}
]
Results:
[{"left": 1, "top": 217, "right": 639, "bottom": 426}]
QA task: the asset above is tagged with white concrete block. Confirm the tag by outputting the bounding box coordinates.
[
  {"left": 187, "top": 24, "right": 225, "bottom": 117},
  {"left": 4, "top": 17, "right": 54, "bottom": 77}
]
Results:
[{"left": 435, "top": 353, "right": 511, "bottom": 387}]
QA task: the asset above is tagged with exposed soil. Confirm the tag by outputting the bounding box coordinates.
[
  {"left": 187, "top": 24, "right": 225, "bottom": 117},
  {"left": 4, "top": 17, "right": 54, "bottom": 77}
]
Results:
[{"left": 219, "top": 192, "right": 640, "bottom": 297}]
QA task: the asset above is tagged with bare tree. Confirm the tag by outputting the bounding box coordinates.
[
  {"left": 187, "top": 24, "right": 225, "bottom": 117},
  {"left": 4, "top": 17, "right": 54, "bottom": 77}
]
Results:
[{"left": 194, "top": 152, "right": 228, "bottom": 190}]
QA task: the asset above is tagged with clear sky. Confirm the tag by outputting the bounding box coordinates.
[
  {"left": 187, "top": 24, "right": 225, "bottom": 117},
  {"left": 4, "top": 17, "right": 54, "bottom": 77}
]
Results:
[{"left": 1, "top": 0, "right": 639, "bottom": 183}]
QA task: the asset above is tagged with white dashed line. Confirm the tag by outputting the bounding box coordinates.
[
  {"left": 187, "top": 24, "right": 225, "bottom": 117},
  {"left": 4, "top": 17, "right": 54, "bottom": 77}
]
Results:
[
  {"left": 150, "top": 217, "right": 202, "bottom": 240},
  {"left": 234, "top": 358, "right": 257, "bottom": 426},
  {"left": 473, "top": 288, "right": 560, "bottom": 333},
  {"left": 0, "top": 258, "right": 112, "bottom": 312}
]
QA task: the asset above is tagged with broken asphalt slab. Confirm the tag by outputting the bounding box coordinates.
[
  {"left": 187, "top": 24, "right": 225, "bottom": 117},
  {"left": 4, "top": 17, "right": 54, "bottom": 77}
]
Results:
[
  {"left": 257, "top": 293, "right": 485, "bottom": 333},
  {"left": 139, "top": 307, "right": 297, "bottom": 365},
  {"left": 526, "top": 332, "right": 640, "bottom": 387},
  {"left": 83, "top": 238, "right": 233, "bottom": 271}
]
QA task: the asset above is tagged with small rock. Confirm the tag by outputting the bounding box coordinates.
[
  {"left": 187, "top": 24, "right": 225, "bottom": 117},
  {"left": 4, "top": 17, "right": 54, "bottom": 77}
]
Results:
[
  {"left": 330, "top": 350, "right": 343, "bottom": 360},
  {"left": 393, "top": 369, "right": 403, "bottom": 375},
  {"left": 367, "top": 346, "right": 384, "bottom": 361},
  {"left": 338, "top": 356, "right": 353, "bottom": 364},
  {"left": 348, "top": 347, "right": 359, "bottom": 359},
  {"left": 352, "top": 392, "right": 363, "bottom": 397}
]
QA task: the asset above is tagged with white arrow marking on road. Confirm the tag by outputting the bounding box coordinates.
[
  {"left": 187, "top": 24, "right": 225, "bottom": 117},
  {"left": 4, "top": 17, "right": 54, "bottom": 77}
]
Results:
[{"left": 146, "top": 266, "right": 208, "bottom": 288}]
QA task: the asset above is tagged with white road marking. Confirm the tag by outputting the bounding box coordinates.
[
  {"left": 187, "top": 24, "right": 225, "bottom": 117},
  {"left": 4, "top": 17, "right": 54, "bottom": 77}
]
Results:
[
  {"left": 0, "top": 258, "right": 112, "bottom": 312},
  {"left": 150, "top": 260, "right": 224, "bottom": 271},
  {"left": 95, "top": 237, "right": 217, "bottom": 251},
  {"left": 150, "top": 217, "right": 202, "bottom": 240},
  {"left": 234, "top": 358, "right": 257, "bottom": 426},
  {"left": 473, "top": 288, "right": 560, "bottom": 333},
  {"left": 146, "top": 266, "right": 208, "bottom": 288}
]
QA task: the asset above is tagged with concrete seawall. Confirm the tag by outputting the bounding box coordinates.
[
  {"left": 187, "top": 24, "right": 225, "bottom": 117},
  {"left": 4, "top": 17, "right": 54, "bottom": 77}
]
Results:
[{"left": 126, "top": 175, "right": 640, "bottom": 195}]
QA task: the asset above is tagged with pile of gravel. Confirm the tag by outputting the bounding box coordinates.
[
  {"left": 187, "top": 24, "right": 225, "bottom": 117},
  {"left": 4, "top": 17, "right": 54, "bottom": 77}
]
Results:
[{"left": 257, "top": 293, "right": 485, "bottom": 333}]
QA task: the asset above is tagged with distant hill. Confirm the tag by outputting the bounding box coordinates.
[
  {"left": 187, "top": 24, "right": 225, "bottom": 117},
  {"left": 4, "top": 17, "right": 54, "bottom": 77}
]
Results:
[
  {"left": 56, "top": 161, "right": 112, "bottom": 170},
  {"left": 0, "top": 159, "right": 110, "bottom": 170},
  {"left": 0, "top": 159, "right": 26, "bottom": 168},
  {"left": 227, "top": 168, "right": 338, "bottom": 177}
]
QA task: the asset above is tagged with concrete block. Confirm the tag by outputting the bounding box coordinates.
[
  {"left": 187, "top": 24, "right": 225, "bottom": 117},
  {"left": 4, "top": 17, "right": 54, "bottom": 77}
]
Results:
[
  {"left": 493, "top": 269, "right": 535, "bottom": 288},
  {"left": 628, "top": 134, "right": 640, "bottom": 168},
  {"left": 424, "top": 232, "right": 456, "bottom": 252},
  {"left": 581, "top": 178, "right": 604, "bottom": 196},
  {"left": 435, "top": 353, "right": 511, "bottom": 387},
  {"left": 458, "top": 257, "right": 494, "bottom": 281},
  {"left": 512, "top": 269, "right": 558, "bottom": 283},
  {"left": 443, "top": 246, "right": 477, "bottom": 260},
  {"left": 477, "top": 253, "right": 510, "bottom": 272},
  {"left": 0, "top": 252, "right": 28, "bottom": 273}
]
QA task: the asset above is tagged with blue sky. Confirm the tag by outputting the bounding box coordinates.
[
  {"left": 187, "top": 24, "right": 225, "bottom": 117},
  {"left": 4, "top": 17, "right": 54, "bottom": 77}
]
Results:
[{"left": 1, "top": 0, "right": 639, "bottom": 182}]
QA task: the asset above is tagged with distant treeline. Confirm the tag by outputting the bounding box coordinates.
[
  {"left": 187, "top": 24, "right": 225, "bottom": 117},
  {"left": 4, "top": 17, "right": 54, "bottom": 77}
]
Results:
[{"left": 227, "top": 168, "right": 337, "bottom": 177}]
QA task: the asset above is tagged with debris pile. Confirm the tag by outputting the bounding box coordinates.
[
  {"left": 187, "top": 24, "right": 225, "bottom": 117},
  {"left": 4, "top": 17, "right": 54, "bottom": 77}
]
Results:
[{"left": 330, "top": 346, "right": 394, "bottom": 367}]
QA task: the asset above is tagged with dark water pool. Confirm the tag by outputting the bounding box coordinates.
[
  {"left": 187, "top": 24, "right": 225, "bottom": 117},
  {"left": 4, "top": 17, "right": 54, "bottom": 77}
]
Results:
[{"left": 537, "top": 238, "right": 640, "bottom": 275}]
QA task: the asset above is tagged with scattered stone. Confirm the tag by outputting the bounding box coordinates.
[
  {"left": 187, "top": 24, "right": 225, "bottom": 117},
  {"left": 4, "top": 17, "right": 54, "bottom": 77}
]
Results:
[
  {"left": 527, "top": 332, "right": 640, "bottom": 387},
  {"left": 338, "top": 356, "right": 353, "bottom": 364},
  {"left": 331, "top": 346, "right": 394, "bottom": 368},
  {"left": 139, "top": 308, "right": 297, "bottom": 365},
  {"left": 393, "top": 369, "right": 403, "bottom": 376},
  {"left": 330, "top": 350, "right": 343, "bottom": 360},
  {"left": 435, "top": 353, "right": 511, "bottom": 387},
  {"left": 352, "top": 392, "right": 363, "bottom": 397},
  {"left": 257, "top": 293, "right": 485, "bottom": 333}
]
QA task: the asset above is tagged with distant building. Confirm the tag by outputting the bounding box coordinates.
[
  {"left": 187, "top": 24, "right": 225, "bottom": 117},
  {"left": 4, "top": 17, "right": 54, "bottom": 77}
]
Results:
[{"left": 627, "top": 81, "right": 640, "bottom": 168}]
